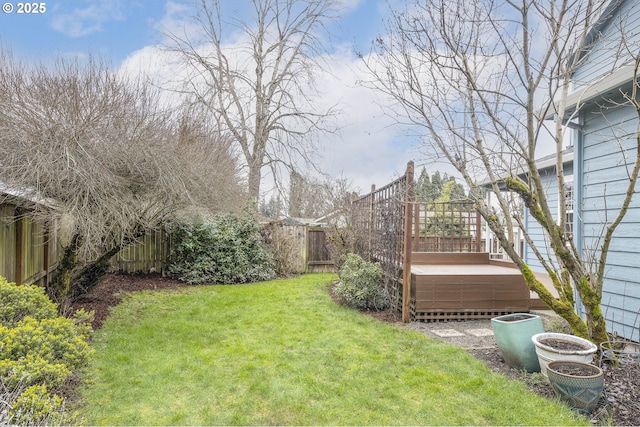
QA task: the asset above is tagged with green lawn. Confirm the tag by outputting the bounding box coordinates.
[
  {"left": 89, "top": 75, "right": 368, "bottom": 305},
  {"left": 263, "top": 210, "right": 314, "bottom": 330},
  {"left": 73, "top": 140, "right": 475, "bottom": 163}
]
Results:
[{"left": 79, "top": 274, "right": 587, "bottom": 425}]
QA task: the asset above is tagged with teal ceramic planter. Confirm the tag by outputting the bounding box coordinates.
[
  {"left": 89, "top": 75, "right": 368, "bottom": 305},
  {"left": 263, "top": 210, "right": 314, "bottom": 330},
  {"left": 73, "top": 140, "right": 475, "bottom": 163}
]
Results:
[
  {"left": 491, "top": 313, "right": 544, "bottom": 373},
  {"left": 547, "top": 361, "right": 604, "bottom": 413}
]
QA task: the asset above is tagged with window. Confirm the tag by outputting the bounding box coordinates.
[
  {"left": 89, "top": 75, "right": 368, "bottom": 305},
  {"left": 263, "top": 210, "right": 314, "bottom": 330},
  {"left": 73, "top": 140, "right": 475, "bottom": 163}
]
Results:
[{"left": 563, "top": 180, "right": 574, "bottom": 238}]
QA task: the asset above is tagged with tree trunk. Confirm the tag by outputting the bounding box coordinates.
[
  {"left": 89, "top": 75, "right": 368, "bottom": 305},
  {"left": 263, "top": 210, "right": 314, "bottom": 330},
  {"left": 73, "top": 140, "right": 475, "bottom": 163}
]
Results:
[
  {"left": 247, "top": 158, "right": 263, "bottom": 205},
  {"left": 68, "top": 245, "right": 124, "bottom": 301},
  {"left": 69, "top": 228, "right": 148, "bottom": 301},
  {"left": 48, "top": 229, "right": 149, "bottom": 305},
  {"left": 47, "top": 233, "right": 83, "bottom": 310}
]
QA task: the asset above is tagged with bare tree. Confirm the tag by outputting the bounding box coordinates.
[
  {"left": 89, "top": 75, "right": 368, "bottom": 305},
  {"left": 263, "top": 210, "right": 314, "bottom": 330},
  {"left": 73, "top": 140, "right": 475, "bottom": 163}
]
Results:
[
  {"left": 287, "top": 169, "right": 357, "bottom": 219},
  {"left": 0, "top": 50, "right": 245, "bottom": 303},
  {"left": 363, "top": 0, "right": 640, "bottom": 343},
  {"left": 162, "top": 0, "right": 339, "bottom": 203},
  {"left": 288, "top": 170, "right": 328, "bottom": 218}
]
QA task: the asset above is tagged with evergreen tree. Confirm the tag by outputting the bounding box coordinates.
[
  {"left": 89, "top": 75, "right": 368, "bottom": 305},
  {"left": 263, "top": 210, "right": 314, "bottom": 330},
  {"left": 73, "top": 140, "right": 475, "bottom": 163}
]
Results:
[
  {"left": 414, "top": 169, "right": 466, "bottom": 202},
  {"left": 448, "top": 176, "right": 466, "bottom": 200},
  {"left": 436, "top": 180, "right": 456, "bottom": 202},
  {"left": 431, "top": 171, "right": 443, "bottom": 199},
  {"left": 415, "top": 167, "right": 435, "bottom": 202},
  {"left": 260, "top": 195, "right": 282, "bottom": 218}
]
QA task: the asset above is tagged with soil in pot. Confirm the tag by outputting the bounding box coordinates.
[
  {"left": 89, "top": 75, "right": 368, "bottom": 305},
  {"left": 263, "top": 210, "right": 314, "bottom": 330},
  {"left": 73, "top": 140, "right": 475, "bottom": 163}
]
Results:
[
  {"left": 501, "top": 315, "right": 533, "bottom": 322},
  {"left": 532, "top": 332, "right": 598, "bottom": 378},
  {"left": 550, "top": 364, "right": 599, "bottom": 376},
  {"left": 539, "top": 338, "right": 590, "bottom": 352}
]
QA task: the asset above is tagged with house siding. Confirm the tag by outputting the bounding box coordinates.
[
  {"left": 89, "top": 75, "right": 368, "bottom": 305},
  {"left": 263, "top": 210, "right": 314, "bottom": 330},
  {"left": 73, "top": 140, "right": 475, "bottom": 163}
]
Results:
[
  {"left": 573, "top": 0, "right": 640, "bottom": 90},
  {"left": 579, "top": 98, "right": 640, "bottom": 342},
  {"left": 523, "top": 163, "right": 573, "bottom": 274}
]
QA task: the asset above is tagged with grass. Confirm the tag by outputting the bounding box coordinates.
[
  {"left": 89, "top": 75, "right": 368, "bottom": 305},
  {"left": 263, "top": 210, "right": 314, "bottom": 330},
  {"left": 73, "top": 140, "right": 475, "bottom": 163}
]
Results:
[{"left": 79, "top": 274, "right": 587, "bottom": 425}]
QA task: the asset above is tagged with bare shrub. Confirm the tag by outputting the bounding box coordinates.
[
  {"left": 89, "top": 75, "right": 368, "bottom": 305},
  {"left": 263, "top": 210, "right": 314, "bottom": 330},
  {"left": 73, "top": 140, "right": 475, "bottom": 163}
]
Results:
[{"left": 261, "top": 222, "right": 301, "bottom": 277}]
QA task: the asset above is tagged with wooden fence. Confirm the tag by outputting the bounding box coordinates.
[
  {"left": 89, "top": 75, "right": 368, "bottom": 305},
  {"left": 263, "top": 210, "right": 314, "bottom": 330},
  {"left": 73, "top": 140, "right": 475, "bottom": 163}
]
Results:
[
  {"left": 2, "top": 199, "right": 333, "bottom": 286},
  {"left": 306, "top": 227, "right": 333, "bottom": 273},
  {"left": 410, "top": 201, "right": 482, "bottom": 252},
  {"left": 110, "top": 229, "right": 172, "bottom": 274},
  {"left": 0, "top": 202, "right": 59, "bottom": 287},
  {"left": 110, "top": 224, "right": 334, "bottom": 275}
]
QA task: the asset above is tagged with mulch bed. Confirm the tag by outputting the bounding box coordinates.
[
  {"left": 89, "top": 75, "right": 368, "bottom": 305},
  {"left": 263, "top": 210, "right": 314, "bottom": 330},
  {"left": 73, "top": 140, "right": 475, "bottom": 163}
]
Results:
[
  {"left": 72, "top": 273, "right": 186, "bottom": 330},
  {"left": 73, "top": 274, "right": 640, "bottom": 426}
]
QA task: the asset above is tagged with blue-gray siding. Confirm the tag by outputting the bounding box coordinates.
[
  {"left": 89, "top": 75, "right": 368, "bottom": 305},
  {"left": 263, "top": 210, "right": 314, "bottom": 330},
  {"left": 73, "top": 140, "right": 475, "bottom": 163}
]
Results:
[
  {"left": 573, "top": 0, "right": 640, "bottom": 90},
  {"left": 579, "top": 98, "right": 640, "bottom": 341},
  {"left": 524, "top": 163, "right": 573, "bottom": 274}
]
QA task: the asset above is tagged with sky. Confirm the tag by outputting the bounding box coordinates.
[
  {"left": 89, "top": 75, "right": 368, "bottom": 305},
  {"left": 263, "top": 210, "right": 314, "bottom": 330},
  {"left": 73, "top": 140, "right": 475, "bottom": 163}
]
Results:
[{"left": 0, "top": 0, "right": 426, "bottom": 196}]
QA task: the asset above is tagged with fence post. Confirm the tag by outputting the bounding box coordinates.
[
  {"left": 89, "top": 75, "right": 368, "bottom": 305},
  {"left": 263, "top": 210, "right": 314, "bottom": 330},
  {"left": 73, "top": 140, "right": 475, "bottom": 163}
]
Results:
[
  {"left": 14, "top": 208, "right": 23, "bottom": 286},
  {"left": 476, "top": 209, "right": 482, "bottom": 252},
  {"left": 413, "top": 203, "right": 419, "bottom": 252},
  {"left": 43, "top": 222, "right": 50, "bottom": 287},
  {"left": 402, "top": 161, "right": 414, "bottom": 323},
  {"left": 368, "top": 184, "right": 375, "bottom": 261}
]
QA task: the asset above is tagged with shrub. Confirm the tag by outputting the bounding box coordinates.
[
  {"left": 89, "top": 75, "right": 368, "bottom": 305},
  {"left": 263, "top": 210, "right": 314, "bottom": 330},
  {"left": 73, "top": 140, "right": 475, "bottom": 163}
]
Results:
[
  {"left": 168, "top": 212, "right": 276, "bottom": 284},
  {"left": 325, "top": 225, "right": 356, "bottom": 270},
  {"left": 0, "top": 277, "right": 57, "bottom": 328},
  {"left": 0, "top": 316, "right": 93, "bottom": 390},
  {"left": 334, "top": 253, "right": 389, "bottom": 310},
  {"left": 0, "top": 277, "right": 92, "bottom": 425},
  {"left": 261, "top": 222, "right": 300, "bottom": 277},
  {"left": 326, "top": 225, "right": 372, "bottom": 270},
  {"left": 7, "top": 384, "right": 80, "bottom": 426},
  {"left": 0, "top": 355, "right": 71, "bottom": 391}
]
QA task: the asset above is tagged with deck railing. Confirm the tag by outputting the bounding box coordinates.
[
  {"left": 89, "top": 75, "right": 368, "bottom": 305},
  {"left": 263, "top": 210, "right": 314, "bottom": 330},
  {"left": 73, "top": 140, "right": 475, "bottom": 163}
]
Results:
[
  {"left": 411, "top": 200, "right": 482, "bottom": 253},
  {"left": 351, "top": 162, "right": 484, "bottom": 321}
]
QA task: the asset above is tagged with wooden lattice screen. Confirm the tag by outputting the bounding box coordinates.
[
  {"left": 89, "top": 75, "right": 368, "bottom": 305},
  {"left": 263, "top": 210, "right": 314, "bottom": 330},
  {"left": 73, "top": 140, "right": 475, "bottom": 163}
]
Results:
[
  {"left": 411, "top": 201, "right": 482, "bottom": 253},
  {"left": 351, "top": 162, "right": 414, "bottom": 321}
]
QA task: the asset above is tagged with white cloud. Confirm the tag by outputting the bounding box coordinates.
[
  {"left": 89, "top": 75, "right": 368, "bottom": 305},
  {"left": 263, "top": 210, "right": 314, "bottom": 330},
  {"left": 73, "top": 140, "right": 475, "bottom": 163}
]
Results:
[
  {"left": 336, "top": 0, "right": 366, "bottom": 13},
  {"left": 50, "top": 2, "right": 126, "bottom": 38},
  {"left": 153, "top": 1, "right": 202, "bottom": 44},
  {"left": 118, "top": 12, "right": 419, "bottom": 197},
  {"left": 313, "top": 47, "right": 417, "bottom": 192}
]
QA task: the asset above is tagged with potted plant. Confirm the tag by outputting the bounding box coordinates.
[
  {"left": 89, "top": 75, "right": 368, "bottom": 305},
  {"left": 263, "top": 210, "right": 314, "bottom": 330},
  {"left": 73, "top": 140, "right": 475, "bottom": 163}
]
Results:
[
  {"left": 531, "top": 332, "right": 598, "bottom": 377},
  {"left": 491, "top": 313, "right": 544, "bottom": 372},
  {"left": 546, "top": 360, "right": 604, "bottom": 413}
]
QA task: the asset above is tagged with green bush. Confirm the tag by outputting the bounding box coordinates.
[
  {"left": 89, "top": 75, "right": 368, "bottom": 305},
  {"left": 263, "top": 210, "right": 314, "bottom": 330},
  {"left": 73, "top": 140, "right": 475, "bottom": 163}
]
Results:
[
  {"left": 168, "top": 213, "right": 276, "bottom": 284},
  {"left": 0, "top": 316, "right": 93, "bottom": 390},
  {"left": 0, "top": 277, "right": 92, "bottom": 425},
  {"left": 0, "top": 354, "right": 71, "bottom": 390},
  {"left": 0, "top": 277, "right": 57, "bottom": 328},
  {"left": 334, "top": 253, "right": 389, "bottom": 310}
]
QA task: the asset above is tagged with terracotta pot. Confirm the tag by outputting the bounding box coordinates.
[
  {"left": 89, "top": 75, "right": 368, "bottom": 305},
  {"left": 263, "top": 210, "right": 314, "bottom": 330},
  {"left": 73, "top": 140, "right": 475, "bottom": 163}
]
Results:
[
  {"left": 491, "top": 313, "right": 544, "bottom": 372},
  {"left": 531, "top": 332, "right": 597, "bottom": 377},
  {"left": 546, "top": 360, "right": 604, "bottom": 413}
]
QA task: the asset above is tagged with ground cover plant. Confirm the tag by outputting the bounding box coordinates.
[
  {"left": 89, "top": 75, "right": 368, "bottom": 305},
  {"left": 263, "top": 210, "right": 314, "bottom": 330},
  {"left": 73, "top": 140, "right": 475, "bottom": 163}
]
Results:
[{"left": 78, "top": 274, "right": 587, "bottom": 426}]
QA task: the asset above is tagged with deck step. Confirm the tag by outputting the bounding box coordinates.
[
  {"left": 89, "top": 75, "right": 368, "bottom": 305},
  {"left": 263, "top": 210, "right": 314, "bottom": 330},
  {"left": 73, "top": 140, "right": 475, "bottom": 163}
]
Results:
[{"left": 409, "top": 255, "right": 530, "bottom": 322}]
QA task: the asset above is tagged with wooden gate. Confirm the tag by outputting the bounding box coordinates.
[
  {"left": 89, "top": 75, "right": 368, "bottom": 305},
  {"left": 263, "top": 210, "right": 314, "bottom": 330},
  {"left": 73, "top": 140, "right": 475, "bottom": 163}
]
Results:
[{"left": 306, "top": 227, "right": 334, "bottom": 273}]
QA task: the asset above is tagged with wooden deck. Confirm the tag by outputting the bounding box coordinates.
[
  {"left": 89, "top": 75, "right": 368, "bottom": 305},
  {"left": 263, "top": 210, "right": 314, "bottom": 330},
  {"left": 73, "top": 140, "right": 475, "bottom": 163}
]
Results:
[
  {"left": 409, "top": 252, "right": 531, "bottom": 321},
  {"left": 351, "top": 164, "right": 556, "bottom": 322}
]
